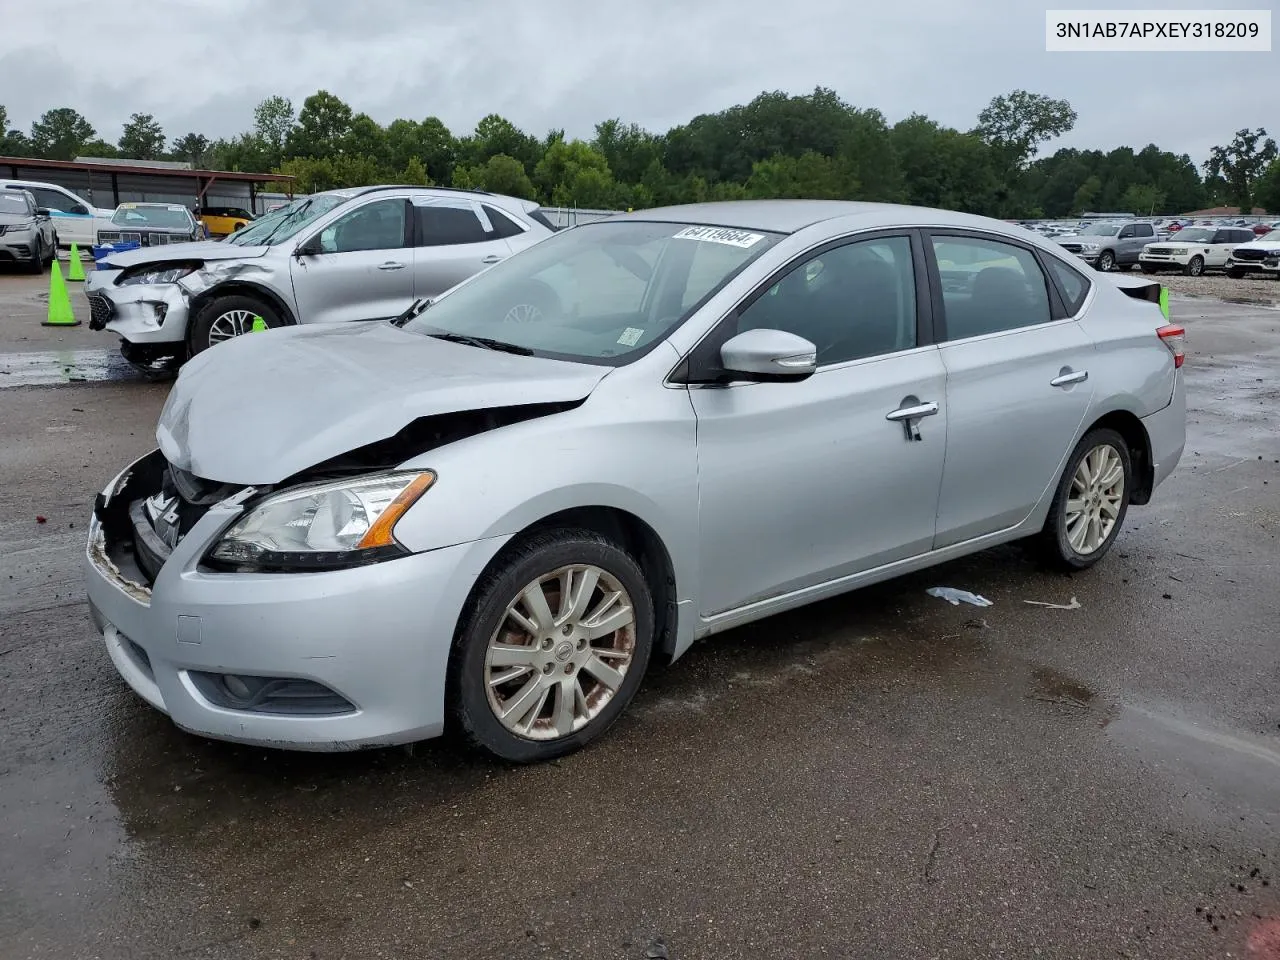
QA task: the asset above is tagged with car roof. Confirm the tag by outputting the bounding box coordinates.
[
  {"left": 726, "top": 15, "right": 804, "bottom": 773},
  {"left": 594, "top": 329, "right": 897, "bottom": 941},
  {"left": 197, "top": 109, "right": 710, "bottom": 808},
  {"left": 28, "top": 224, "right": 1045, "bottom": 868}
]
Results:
[{"left": 611, "top": 199, "right": 1069, "bottom": 236}]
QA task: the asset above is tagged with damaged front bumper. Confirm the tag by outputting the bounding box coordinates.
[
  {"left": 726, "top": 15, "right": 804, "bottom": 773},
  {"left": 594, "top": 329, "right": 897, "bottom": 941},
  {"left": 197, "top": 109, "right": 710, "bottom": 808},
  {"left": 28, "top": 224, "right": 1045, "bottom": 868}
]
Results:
[
  {"left": 84, "top": 450, "right": 511, "bottom": 751},
  {"left": 85, "top": 271, "right": 191, "bottom": 345}
]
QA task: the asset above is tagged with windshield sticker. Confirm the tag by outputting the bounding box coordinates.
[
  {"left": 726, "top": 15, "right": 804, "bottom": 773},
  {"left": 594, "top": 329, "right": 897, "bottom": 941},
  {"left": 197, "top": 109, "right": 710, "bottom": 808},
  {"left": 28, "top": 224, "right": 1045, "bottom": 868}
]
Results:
[
  {"left": 168, "top": 205, "right": 186, "bottom": 212},
  {"left": 672, "top": 225, "right": 765, "bottom": 248},
  {"left": 617, "top": 327, "right": 644, "bottom": 346},
  {"left": 121, "top": 202, "right": 137, "bottom": 208}
]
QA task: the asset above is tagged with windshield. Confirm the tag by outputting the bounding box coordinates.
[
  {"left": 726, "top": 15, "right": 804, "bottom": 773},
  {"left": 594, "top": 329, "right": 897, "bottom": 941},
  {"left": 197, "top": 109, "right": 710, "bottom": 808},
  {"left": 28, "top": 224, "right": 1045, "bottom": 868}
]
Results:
[
  {"left": 112, "top": 205, "right": 191, "bottom": 229},
  {"left": 0, "top": 194, "right": 30, "bottom": 216},
  {"left": 227, "top": 195, "right": 345, "bottom": 246},
  {"left": 1261, "top": 230, "right": 1280, "bottom": 242},
  {"left": 1171, "top": 228, "right": 1214, "bottom": 243},
  {"left": 1080, "top": 223, "right": 1121, "bottom": 236},
  {"left": 402, "top": 220, "right": 782, "bottom": 364}
]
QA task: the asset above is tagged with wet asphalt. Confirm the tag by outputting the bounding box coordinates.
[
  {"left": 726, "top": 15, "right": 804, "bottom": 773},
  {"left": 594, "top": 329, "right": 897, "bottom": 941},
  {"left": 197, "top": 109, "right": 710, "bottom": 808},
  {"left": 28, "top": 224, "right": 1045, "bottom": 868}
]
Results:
[{"left": 1, "top": 268, "right": 1279, "bottom": 959}]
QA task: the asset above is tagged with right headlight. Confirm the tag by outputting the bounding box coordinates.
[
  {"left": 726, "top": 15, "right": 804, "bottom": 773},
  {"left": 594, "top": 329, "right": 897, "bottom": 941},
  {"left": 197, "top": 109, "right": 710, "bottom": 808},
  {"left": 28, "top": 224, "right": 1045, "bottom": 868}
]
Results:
[
  {"left": 1080, "top": 242, "right": 1100, "bottom": 252},
  {"left": 208, "top": 471, "right": 435, "bottom": 571}
]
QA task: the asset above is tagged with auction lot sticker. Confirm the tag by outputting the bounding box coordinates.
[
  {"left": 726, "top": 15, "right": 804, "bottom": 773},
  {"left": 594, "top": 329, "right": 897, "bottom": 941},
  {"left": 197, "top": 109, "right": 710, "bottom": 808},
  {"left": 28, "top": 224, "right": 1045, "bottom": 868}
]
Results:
[
  {"left": 1046, "top": 9, "right": 1271, "bottom": 51},
  {"left": 672, "top": 226, "right": 765, "bottom": 248}
]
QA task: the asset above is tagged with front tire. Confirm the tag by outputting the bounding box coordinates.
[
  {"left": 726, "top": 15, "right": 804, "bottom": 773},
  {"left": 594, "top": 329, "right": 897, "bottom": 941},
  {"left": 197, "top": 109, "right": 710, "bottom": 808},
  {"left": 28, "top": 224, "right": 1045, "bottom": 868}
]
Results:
[
  {"left": 449, "top": 529, "right": 654, "bottom": 762},
  {"left": 1184, "top": 255, "right": 1204, "bottom": 277},
  {"left": 1096, "top": 251, "right": 1115, "bottom": 272},
  {"left": 1036, "top": 428, "right": 1131, "bottom": 571},
  {"left": 25, "top": 238, "right": 44, "bottom": 274},
  {"left": 189, "top": 295, "right": 283, "bottom": 355}
]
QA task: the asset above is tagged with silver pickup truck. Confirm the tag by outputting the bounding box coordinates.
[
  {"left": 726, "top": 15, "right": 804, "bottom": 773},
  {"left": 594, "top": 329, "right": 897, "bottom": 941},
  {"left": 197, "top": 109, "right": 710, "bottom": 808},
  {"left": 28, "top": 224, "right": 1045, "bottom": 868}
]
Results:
[{"left": 1056, "top": 221, "right": 1156, "bottom": 272}]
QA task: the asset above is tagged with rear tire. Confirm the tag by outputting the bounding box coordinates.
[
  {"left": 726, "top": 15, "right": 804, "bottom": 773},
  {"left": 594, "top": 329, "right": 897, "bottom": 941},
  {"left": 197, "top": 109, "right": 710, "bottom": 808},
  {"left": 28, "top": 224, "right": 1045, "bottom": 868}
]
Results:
[
  {"left": 189, "top": 295, "right": 283, "bottom": 355},
  {"left": 1035, "top": 428, "right": 1132, "bottom": 571},
  {"left": 1184, "top": 255, "right": 1204, "bottom": 277},
  {"left": 448, "top": 529, "right": 654, "bottom": 762}
]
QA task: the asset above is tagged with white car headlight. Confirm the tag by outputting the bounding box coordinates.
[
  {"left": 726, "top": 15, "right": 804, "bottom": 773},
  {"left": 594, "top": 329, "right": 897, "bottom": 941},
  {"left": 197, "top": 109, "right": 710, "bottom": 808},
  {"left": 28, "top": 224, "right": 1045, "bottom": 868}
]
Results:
[
  {"left": 1168, "top": 248, "right": 1187, "bottom": 256},
  {"left": 117, "top": 264, "right": 201, "bottom": 286},
  {"left": 1080, "top": 242, "right": 1100, "bottom": 251},
  {"left": 208, "top": 471, "right": 435, "bottom": 571}
]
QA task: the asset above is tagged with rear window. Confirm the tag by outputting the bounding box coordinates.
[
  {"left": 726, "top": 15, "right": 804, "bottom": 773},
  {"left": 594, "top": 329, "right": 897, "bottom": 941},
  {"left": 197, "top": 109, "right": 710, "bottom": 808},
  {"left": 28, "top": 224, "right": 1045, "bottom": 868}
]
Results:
[
  {"left": 1043, "top": 255, "right": 1091, "bottom": 315},
  {"left": 526, "top": 208, "right": 559, "bottom": 231},
  {"left": 482, "top": 205, "right": 525, "bottom": 240}
]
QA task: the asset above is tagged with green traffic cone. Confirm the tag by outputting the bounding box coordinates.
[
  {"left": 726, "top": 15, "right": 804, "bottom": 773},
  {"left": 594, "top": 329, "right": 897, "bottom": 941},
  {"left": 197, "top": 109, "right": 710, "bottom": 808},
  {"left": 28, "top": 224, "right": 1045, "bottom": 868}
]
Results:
[
  {"left": 250, "top": 315, "right": 267, "bottom": 332},
  {"left": 42, "top": 261, "right": 80, "bottom": 327},
  {"left": 66, "top": 243, "right": 86, "bottom": 282}
]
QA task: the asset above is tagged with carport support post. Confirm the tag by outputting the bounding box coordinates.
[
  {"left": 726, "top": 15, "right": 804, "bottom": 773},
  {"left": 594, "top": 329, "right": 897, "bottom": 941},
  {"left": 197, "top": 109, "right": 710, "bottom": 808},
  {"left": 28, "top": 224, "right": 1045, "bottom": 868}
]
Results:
[{"left": 249, "top": 181, "right": 257, "bottom": 213}]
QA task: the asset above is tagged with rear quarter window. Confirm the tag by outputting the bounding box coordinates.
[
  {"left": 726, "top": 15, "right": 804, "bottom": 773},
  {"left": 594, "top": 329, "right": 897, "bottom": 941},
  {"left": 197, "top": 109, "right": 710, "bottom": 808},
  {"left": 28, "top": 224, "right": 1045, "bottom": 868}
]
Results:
[{"left": 1043, "top": 256, "right": 1091, "bottom": 315}]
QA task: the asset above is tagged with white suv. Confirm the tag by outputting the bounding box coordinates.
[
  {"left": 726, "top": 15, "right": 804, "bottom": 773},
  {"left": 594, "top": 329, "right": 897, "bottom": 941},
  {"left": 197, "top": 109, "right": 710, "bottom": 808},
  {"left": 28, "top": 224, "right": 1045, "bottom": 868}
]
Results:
[
  {"left": 1225, "top": 230, "right": 1280, "bottom": 278},
  {"left": 1139, "top": 226, "right": 1256, "bottom": 276},
  {"left": 85, "top": 186, "right": 558, "bottom": 368},
  {"left": 0, "top": 179, "right": 112, "bottom": 250}
]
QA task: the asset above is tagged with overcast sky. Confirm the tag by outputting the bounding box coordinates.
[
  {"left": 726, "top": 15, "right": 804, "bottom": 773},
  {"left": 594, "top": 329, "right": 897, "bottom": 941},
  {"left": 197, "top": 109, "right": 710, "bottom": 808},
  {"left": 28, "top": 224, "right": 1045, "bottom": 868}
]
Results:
[{"left": 1, "top": 0, "right": 1275, "bottom": 166}]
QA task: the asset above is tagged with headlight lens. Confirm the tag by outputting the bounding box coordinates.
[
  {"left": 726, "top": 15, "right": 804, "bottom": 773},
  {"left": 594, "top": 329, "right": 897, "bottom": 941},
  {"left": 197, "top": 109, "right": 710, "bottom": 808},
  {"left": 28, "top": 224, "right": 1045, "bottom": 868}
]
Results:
[
  {"left": 117, "top": 264, "right": 200, "bottom": 286},
  {"left": 1081, "top": 242, "right": 1100, "bottom": 251},
  {"left": 208, "top": 471, "right": 434, "bottom": 571},
  {"left": 1168, "top": 248, "right": 1187, "bottom": 255}
]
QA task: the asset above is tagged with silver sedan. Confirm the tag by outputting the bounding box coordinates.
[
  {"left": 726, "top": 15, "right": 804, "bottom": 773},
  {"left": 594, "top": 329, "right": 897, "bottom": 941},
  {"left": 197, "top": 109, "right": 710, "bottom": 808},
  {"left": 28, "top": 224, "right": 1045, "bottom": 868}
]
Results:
[{"left": 84, "top": 200, "right": 1186, "bottom": 761}]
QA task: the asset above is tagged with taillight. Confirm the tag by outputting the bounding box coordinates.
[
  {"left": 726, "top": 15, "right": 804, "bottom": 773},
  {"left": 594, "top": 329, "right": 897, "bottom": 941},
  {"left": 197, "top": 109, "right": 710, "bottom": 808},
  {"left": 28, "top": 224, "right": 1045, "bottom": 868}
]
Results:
[{"left": 1157, "top": 324, "right": 1185, "bottom": 368}]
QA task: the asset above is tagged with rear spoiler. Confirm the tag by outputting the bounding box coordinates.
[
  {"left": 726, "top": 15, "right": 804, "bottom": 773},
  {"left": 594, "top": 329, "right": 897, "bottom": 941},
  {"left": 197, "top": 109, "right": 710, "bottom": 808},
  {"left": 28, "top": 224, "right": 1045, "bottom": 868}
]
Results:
[{"left": 1109, "top": 275, "right": 1170, "bottom": 320}]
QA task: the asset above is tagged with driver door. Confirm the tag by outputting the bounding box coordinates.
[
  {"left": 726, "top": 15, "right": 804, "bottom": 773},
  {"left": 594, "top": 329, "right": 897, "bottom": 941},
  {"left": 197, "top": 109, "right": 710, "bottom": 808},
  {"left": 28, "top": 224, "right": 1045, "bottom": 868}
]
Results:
[
  {"left": 290, "top": 197, "right": 414, "bottom": 324},
  {"left": 690, "top": 233, "right": 947, "bottom": 617}
]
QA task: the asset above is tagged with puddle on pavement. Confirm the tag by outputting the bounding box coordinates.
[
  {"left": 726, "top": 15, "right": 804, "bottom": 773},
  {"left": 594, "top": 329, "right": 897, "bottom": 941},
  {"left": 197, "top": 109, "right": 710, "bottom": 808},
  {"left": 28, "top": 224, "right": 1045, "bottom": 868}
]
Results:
[{"left": 0, "top": 349, "right": 159, "bottom": 388}]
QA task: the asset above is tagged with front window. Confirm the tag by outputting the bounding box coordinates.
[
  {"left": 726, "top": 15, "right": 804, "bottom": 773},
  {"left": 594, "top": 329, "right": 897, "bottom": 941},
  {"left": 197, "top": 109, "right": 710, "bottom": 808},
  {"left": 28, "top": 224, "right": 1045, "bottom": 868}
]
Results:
[
  {"left": 112, "top": 205, "right": 192, "bottom": 229},
  {"left": 1172, "top": 228, "right": 1214, "bottom": 243},
  {"left": 1080, "top": 223, "right": 1121, "bottom": 237},
  {"left": 401, "top": 220, "right": 782, "bottom": 364},
  {"left": 0, "top": 193, "right": 32, "bottom": 217},
  {"left": 227, "top": 194, "right": 347, "bottom": 246}
]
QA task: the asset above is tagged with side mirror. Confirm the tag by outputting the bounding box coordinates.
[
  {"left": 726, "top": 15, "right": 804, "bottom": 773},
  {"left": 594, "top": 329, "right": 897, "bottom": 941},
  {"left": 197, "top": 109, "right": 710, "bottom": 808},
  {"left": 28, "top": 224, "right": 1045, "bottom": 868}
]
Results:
[
  {"left": 719, "top": 328, "right": 817, "bottom": 382},
  {"left": 294, "top": 235, "right": 322, "bottom": 257},
  {"left": 36, "top": 207, "right": 52, "bottom": 217},
  {"left": 71, "top": 204, "right": 90, "bottom": 216}
]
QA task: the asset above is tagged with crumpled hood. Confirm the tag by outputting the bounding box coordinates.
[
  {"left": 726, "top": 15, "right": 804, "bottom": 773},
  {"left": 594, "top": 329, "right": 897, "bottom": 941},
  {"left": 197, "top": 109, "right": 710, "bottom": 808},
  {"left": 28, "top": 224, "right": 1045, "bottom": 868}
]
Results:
[
  {"left": 157, "top": 322, "right": 610, "bottom": 485},
  {"left": 101, "top": 240, "right": 270, "bottom": 270}
]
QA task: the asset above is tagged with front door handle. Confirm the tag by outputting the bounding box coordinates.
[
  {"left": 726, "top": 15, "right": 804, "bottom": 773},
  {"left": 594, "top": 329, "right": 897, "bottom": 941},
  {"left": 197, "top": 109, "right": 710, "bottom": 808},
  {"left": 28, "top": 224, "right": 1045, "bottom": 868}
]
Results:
[
  {"left": 1050, "top": 369, "right": 1089, "bottom": 387},
  {"left": 377, "top": 261, "right": 406, "bottom": 271},
  {"left": 885, "top": 401, "right": 939, "bottom": 422},
  {"left": 481, "top": 254, "right": 505, "bottom": 264}
]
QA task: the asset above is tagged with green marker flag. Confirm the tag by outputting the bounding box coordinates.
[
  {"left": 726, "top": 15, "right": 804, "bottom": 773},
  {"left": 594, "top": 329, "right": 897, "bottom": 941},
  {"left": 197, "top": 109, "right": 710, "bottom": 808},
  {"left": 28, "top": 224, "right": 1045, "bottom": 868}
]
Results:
[
  {"left": 1159, "top": 285, "right": 1169, "bottom": 321},
  {"left": 251, "top": 315, "right": 267, "bottom": 332}
]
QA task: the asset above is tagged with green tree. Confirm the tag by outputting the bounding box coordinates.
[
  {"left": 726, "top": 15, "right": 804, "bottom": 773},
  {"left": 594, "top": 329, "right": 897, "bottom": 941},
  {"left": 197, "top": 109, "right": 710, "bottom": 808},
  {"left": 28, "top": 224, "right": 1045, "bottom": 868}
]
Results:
[
  {"left": 454, "top": 153, "right": 536, "bottom": 199},
  {"left": 278, "top": 156, "right": 338, "bottom": 193},
  {"left": 30, "top": 107, "right": 95, "bottom": 160},
  {"left": 78, "top": 139, "right": 120, "bottom": 158},
  {"left": 592, "top": 119, "right": 664, "bottom": 185},
  {"left": 253, "top": 95, "right": 295, "bottom": 167},
  {"left": 534, "top": 139, "right": 617, "bottom": 205},
  {"left": 209, "top": 133, "right": 272, "bottom": 173},
  {"left": 287, "top": 90, "right": 354, "bottom": 160},
  {"left": 400, "top": 155, "right": 431, "bottom": 186},
  {"left": 891, "top": 115, "right": 999, "bottom": 213},
  {"left": 745, "top": 151, "right": 850, "bottom": 199},
  {"left": 1072, "top": 175, "right": 1102, "bottom": 214},
  {"left": 1204, "top": 128, "right": 1278, "bottom": 213},
  {"left": 1255, "top": 159, "right": 1280, "bottom": 214},
  {"left": 171, "top": 132, "right": 210, "bottom": 168},
  {"left": 117, "top": 112, "right": 165, "bottom": 159},
  {"left": 976, "top": 90, "right": 1077, "bottom": 168},
  {"left": 342, "top": 113, "right": 388, "bottom": 166},
  {"left": 1120, "top": 183, "right": 1165, "bottom": 216},
  {"left": 459, "top": 114, "right": 541, "bottom": 173}
]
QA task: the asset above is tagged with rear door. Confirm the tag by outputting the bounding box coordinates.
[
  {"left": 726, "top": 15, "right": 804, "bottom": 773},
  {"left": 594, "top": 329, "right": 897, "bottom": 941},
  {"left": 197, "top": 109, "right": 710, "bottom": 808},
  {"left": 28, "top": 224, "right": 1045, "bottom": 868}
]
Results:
[
  {"left": 289, "top": 196, "right": 414, "bottom": 324},
  {"left": 410, "top": 197, "right": 514, "bottom": 298},
  {"left": 926, "top": 231, "right": 1095, "bottom": 547}
]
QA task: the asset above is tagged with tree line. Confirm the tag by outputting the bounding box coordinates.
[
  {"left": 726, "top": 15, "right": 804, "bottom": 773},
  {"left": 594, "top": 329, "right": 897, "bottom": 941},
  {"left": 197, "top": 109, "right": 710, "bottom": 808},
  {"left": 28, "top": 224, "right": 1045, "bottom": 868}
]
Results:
[{"left": 2, "top": 89, "right": 1278, "bottom": 216}]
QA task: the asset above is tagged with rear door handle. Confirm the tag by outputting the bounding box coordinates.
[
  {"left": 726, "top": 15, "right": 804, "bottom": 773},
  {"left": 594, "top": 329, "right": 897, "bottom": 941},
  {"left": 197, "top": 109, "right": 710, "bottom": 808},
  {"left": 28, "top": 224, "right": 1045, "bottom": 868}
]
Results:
[
  {"left": 377, "top": 261, "right": 406, "bottom": 271},
  {"left": 885, "top": 401, "right": 939, "bottom": 422},
  {"left": 481, "top": 255, "right": 505, "bottom": 264},
  {"left": 1050, "top": 369, "right": 1089, "bottom": 387}
]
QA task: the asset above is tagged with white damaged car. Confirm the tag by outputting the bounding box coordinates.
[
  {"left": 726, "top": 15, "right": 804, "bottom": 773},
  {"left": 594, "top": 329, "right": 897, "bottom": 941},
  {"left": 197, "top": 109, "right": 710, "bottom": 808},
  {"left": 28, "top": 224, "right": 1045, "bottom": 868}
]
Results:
[{"left": 84, "top": 186, "right": 556, "bottom": 369}]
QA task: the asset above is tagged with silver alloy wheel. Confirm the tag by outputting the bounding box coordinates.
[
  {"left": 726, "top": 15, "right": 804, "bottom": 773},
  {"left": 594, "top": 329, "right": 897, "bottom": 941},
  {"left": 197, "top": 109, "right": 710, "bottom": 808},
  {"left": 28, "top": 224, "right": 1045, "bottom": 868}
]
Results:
[
  {"left": 208, "top": 308, "right": 259, "bottom": 345},
  {"left": 502, "top": 302, "right": 542, "bottom": 323},
  {"left": 1064, "top": 443, "right": 1125, "bottom": 555},
  {"left": 484, "top": 564, "right": 636, "bottom": 741},
  {"left": 1188, "top": 256, "right": 1204, "bottom": 276}
]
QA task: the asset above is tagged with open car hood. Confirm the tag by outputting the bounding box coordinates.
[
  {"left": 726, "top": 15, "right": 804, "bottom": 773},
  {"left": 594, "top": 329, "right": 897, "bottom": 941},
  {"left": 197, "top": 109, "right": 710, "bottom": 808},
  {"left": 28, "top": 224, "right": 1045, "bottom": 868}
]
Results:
[{"left": 157, "top": 322, "right": 610, "bottom": 485}]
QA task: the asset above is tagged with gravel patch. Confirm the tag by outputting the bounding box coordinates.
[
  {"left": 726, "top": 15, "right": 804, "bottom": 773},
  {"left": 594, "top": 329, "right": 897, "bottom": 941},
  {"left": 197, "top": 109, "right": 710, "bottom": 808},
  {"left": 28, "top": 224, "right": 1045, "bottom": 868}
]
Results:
[{"left": 1134, "top": 271, "right": 1280, "bottom": 304}]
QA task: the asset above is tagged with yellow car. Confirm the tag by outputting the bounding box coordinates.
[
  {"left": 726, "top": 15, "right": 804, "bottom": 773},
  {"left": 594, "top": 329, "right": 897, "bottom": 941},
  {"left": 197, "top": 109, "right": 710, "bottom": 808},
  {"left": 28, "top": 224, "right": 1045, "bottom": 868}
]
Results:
[{"left": 199, "top": 206, "right": 255, "bottom": 237}]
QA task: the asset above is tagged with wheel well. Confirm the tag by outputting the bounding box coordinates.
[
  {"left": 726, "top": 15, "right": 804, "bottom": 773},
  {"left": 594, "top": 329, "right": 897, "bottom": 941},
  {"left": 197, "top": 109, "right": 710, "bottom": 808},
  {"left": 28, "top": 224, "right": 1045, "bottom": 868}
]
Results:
[
  {"left": 1087, "top": 411, "right": 1153, "bottom": 504},
  {"left": 192, "top": 282, "right": 296, "bottom": 327},
  {"left": 514, "top": 507, "right": 680, "bottom": 659}
]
